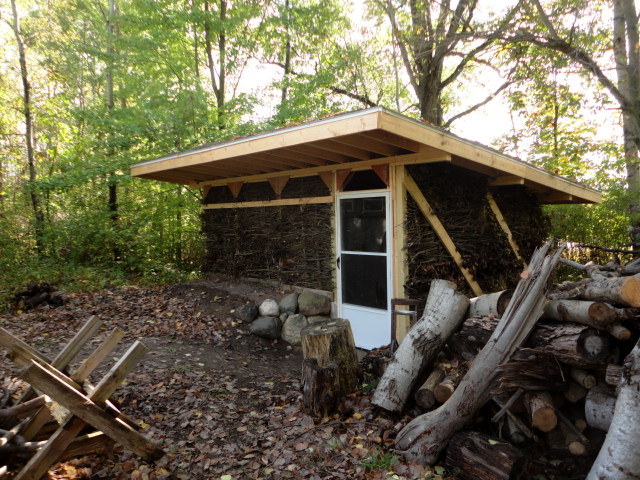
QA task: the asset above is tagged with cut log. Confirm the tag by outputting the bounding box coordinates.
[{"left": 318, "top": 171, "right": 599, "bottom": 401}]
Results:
[
  {"left": 444, "top": 431, "right": 525, "bottom": 480},
  {"left": 372, "top": 280, "right": 469, "bottom": 413},
  {"left": 588, "top": 338, "right": 640, "bottom": 479},
  {"left": 300, "top": 319, "right": 359, "bottom": 397},
  {"left": 469, "top": 290, "right": 513, "bottom": 317},
  {"left": 570, "top": 368, "right": 596, "bottom": 389},
  {"left": 563, "top": 382, "right": 588, "bottom": 403},
  {"left": 547, "top": 274, "right": 640, "bottom": 307},
  {"left": 525, "top": 323, "right": 610, "bottom": 367},
  {"left": 414, "top": 367, "right": 445, "bottom": 410},
  {"left": 543, "top": 300, "right": 617, "bottom": 326},
  {"left": 301, "top": 359, "right": 339, "bottom": 417},
  {"left": 584, "top": 386, "right": 616, "bottom": 432},
  {"left": 526, "top": 391, "right": 557, "bottom": 432},
  {"left": 434, "top": 376, "right": 458, "bottom": 404},
  {"left": 605, "top": 364, "right": 623, "bottom": 386},
  {"left": 395, "top": 241, "right": 563, "bottom": 464},
  {"left": 607, "top": 323, "right": 632, "bottom": 341}
]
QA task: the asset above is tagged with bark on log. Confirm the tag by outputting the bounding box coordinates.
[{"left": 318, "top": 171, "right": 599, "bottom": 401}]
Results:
[
  {"left": 395, "top": 241, "right": 563, "bottom": 464},
  {"left": 584, "top": 386, "right": 616, "bottom": 432},
  {"left": 547, "top": 274, "right": 640, "bottom": 307},
  {"left": 444, "top": 431, "right": 525, "bottom": 480},
  {"left": 605, "top": 364, "right": 623, "bottom": 386},
  {"left": 372, "top": 280, "right": 469, "bottom": 413},
  {"left": 542, "top": 300, "right": 617, "bottom": 326},
  {"left": 525, "top": 323, "right": 610, "bottom": 367},
  {"left": 301, "top": 358, "right": 339, "bottom": 417},
  {"left": 414, "top": 368, "right": 445, "bottom": 410},
  {"left": 469, "top": 290, "right": 513, "bottom": 318},
  {"left": 588, "top": 339, "right": 640, "bottom": 479},
  {"left": 300, "top": 319, "right": 359, "bottom": 397},
  {"left": 570, "top": 368, "right": 596, "bottom": 389},
  {"left": 526, "top": 391, "right": 557, "bottom": 432},
  {"left": 563, "top": 382, "right": 588, "bottom": 403}
]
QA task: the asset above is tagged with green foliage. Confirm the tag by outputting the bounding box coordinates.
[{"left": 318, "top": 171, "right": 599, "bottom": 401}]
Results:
[{"left": 358, "top": 449, "right": 398, "bottom": 471}]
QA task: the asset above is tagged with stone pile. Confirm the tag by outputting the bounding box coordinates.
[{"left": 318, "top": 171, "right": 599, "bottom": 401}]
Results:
[{"left": 231, "top": 291, "right": 332, "bottom": 345}]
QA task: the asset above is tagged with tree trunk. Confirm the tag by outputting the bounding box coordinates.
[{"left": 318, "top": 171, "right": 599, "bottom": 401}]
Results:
[
  {"left": 548, "top": 274, "right": 640, "bottom": 307},
  {"left": 543, "top": 300, "right": 618, "bottom": 326},
  {"left": 588, "top": 337, "right": 640, "bottom": 479},
  {"left": 371, "top": 280, "right": 469, "bottom": 413},
  {"left": 301, "top": 359, "right": 339, "bottom": 417},
  {"left": 444, "top": 431, "right": 525, "bottom": 480},
  {"left": 469, "top": 290, "right": 513, "bottom": 317},
  {"left": 300, "top": 319, "right": 359, "bottom": 397},
  {"left": 395, "top": 241, "right": 563, "bottom": 464}
]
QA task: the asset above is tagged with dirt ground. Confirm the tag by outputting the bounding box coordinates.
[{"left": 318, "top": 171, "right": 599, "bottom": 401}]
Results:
[{"left": 0, "top": 278, "right": 596, "bottom": 480}]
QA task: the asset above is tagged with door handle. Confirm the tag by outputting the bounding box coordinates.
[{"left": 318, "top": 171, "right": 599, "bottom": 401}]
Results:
[{"left": 336, "top": 257, "right": 341, "bottom": 269}]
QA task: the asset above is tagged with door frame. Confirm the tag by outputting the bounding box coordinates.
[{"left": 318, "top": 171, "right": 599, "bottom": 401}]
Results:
[{"left": 335, "top": 189, "right": 393, "bottom": 347}]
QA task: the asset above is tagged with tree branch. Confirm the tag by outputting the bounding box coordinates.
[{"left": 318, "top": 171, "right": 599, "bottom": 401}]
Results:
[{"left": 443, "top": 78, "right": 513, "bottom": 128}]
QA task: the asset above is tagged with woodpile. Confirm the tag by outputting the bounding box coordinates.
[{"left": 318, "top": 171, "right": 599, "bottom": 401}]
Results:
[
  {"left": 14, "top": 283, "right": 69, "bottom": 310},
  {"left": 373, "top": 241, "right": 640, "bottom": 479}
]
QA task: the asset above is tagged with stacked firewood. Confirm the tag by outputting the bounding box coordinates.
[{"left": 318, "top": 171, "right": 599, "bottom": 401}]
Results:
[
  {"left": 14, "top": 283, "right": 69, "bottom": 310},
  {"left": 372, "top": 243, "right": 640, "bottom": 480}
]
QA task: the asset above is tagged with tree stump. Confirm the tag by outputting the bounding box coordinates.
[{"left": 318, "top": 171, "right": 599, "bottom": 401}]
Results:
[
  {"left": 302, "top": 359, "right": 339, "bottom": 417},
  {"left": 300, "top": 319, "right": 359, "bottom": 408}
]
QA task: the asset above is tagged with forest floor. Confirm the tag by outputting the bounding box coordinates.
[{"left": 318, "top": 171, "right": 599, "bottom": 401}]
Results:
[{"left": 0, "top": 278, "right": 594, "bottom": 480}]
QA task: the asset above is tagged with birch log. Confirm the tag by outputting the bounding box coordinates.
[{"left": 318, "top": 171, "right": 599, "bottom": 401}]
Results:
[
  {"left": 371, "top": 280, "right": 469, "bottom": 413},
  {"left": 588, "top": 339, "right": 640, "bottom": 479},
  {"left": 395, "top": 240, "right": 563, "bottom": 464},
  {"left": 542, "top": 300, "right": 617, "bottom": 326},
  {"left": 584, "top": 386, "right": 616, "bottom": 432},
  {"left": 548, "top": 274, "right": 640, "bottom": 307},
  {"left": 469, "top": 290, "right": 513, "bottom": 317}
]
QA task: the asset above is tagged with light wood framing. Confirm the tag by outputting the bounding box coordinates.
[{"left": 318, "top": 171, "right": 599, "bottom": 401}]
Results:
[
  {"left": 403, "top": 172, "right": 484, "bottom": 296},
  {"left": 203, "top": 196, "right": 334, "bottom": 209},
  {"left": 391, "top": 164, "right": 410, "bottom": 342},
  {"left": 486, "top": 193, "right": 527, "bottom": 268},
  {"left": 131, "top": 107, "right": 600, "bottom": 205}
]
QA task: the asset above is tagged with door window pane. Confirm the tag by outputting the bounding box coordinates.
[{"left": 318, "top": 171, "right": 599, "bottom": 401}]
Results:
[
  {"left": 340, "top": 197, "right": 386, "bottom": 253},
  {"left": 341, "top": 254, "right": 387, "bottom": 309}
]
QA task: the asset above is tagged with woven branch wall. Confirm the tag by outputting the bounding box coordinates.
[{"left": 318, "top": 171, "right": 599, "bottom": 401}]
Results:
[
  {"left": 202, "top": 177, "right": 334, "bottom": 290},
  {"left": 405, "top": 163, "right": 549, "bottom": 299}
]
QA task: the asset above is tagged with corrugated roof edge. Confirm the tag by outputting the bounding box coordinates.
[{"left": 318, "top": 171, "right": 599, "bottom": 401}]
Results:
[{"left": 131, "top": 106, "right": 599, "bottom": 198}]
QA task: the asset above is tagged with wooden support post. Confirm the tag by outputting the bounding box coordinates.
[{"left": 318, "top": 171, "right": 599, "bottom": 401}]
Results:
[
  {"left": 403, "top": 172, "right": 483, "bottom": 296},
  {"left": 486, "top": 193, "right": 527, "bottom": 268},
  {"left": 391, "top": 164, "right": 409, "bottom": 343}
]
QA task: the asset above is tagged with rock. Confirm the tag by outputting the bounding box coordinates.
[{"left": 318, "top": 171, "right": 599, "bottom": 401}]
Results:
[
  {"left": 298, "top": 291, "right": 331, "bottom": 316},
  {"left": 279, "top": 293, "right": 299, "bottom": 315},
  {"left": 232, "top": 304, "right": 258, "bottom": 323},
  {"left": 250, "top": 316, "right": 283, "bottom": 339},
  {"left": 280, "top": 313, "right": 289, "bottom": 322},
  {"left": 307, "top": 315, "right": 331, "bottom": 324},
  {"left": 259, "top": 299, "right": 280, "bottom": 317},
  {"left": 281, "top": 314, "right": 309, "bottom": 345}
]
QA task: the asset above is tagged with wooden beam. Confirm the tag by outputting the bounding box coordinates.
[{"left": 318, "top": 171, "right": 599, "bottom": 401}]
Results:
[
  {"left": 318, "top": 171, "right": 334, "bottom": 192},
  {"left": 372, "top": 164, "right": 389, "bottom": 187},
  {"left": 50, "top": 316, "right": 102, "bottom": 371},
  {"left": 334, "top": 133, "right": 400, "bottom": 157},
  {"left": 0, "top": 328, "right": 51, "bottom": 367},
  {"left": 490, "top": 175, "right": 525, "bottom": 187},
  {"left": 540, "top": 193, "right": 574, "bottom": 204},
  {"left": 486, "top": 193, "right": 527, "bottom": 268},
  {"left": 203, "top": 196, "right": 334, "bottom": 209},
  {"left": 227, "top": 181, "right": 244, "bottom": 199},
  {"left": 391, "top": 165, "right": 410, "bottom": 343},
  {"left": 311, "top": 139, "right": 372, "bottom": 160},
  {"left": 202, "top": 185, "right": 212, "bottom": 200},
  {"left": 71, "top": 328, "right": 125, "bottom": 383},
  {"left": 403, "top": 172, "right": 484, "bottom": 296},
  {"left": 268, "top": 176, "right": 289, "bottom": 196},
  {"left": 196, "top": 152, "right": 448, "bottom": 188}
]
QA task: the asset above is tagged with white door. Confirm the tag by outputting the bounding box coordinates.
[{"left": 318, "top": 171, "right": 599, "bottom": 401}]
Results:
[{"left": 336, "top": 191, "right": 392, "bottom": 349}]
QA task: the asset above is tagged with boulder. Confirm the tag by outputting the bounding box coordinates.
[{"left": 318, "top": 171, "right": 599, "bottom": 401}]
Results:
[
  {"left": 298, "top": 291, "right": 331, "bottom": 316},
  {"left": 250, "top": 316, "right": 283, "bottom": 339},
  {"left": 279, "top": 293, "right": 299, "bottom": 315},
  {"left": 232, "top": 304, "right": 258, "bottom": 323},
  {"left": 281, "top": 314, "right": 309, "bottom": 345},
  {"left": 307, "top": 315, "right": 331, "bottom": 324},
  {"left": 259, "top": 299, "right": 280, "bottom": 317}
]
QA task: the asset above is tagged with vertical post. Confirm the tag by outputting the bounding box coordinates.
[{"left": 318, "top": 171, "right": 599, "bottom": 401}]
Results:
[{"left": 391, "top": 164, "right": 409, "bottom": 342}]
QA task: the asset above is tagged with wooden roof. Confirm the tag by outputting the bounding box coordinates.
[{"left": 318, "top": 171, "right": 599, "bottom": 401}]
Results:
[{"left": 130, "top": 107, "right": 601, "bottom": 204}]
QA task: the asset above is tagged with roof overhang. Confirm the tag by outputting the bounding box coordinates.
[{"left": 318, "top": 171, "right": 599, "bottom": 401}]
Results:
[{"left": 131, "top": 107, "right": 601, "bottom": 205}]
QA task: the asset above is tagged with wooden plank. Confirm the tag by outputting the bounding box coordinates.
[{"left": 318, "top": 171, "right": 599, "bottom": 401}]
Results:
[
  {"left": 227, "top": 181, "right": 244, "bottom": 199},
  {"left": 0, "top": 328, "right": 51, "bottom": 367},
  {"left": 379, "top": 111, "right": 601, "bottom": 204},
  {"left": 403, "top": 172, "right": 484, "bottom": 296},
  {"left": 486, "top": 193, "right": 527, "bottom": 268},
  {"left": 318, "top": 172, "right": 334, "bottom": 192},
  {"left": 203, "top": 196, "right": 334, "bottom": 210},
  {"left": 268, "top": 176, "right": 289, "bottom": 196},
  {"left": 16, "top": 343, "right": 158, "bottom": 479},
  {"left": 490, "top": 175, "right": 525, "bottom": 186},
  {"left": 50, "top": 316, "right": 102, "bottom": 371},
  {"left": 131, "top": 110, "right": 381, "bottom": 177},
  {"left": 290, "top": 144, "right": 350, "bottom": 163},
  {"left": 70, "top": 328, "right": 125, "bottom": 383},
  {"left": 268, "top": 148, "right": 330, "bottom": 166},
  {"left": 334, "top": 133, "right": 401, "bottom": 157},
  {"left": 540, "top": 192, "right": 574, "bottom": 204},
  {"left": 61, "top": 431, "right": 114, "bottom": 462},
  {"left": 391, "top": 165, "right": 410, "bottom": 343},
  {"left": 196, "top": 151, "right": 447, "bottom": 188},
  {"left": 310, "top": 139, "right": 372, "bottom": 160},
  {"left": 372, "top": 164, "right": 389, "bottom": 187}
]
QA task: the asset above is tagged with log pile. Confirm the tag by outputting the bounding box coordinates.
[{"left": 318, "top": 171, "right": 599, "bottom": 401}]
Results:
[
  {"left": 14, "top": 283, "right": 69, "bottom": 310},
  {"left": 373, "top": 243, "right": 640, "bottom": 479}
]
